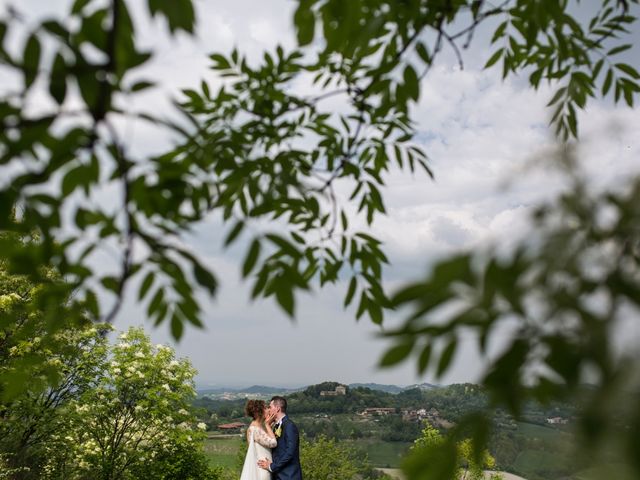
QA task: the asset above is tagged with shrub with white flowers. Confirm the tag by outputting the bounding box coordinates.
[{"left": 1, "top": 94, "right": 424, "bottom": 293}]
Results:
[{"left": 42, "top": 327, "right": 219, "bottom": 480}]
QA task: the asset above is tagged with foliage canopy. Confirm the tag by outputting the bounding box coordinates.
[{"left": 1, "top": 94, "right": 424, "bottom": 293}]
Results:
[
  {"left": 1, "top": 1, "right": 640, "bottom": 479},
  {"left": 2, "top": 0, "right": 637, "bottom": 335}
]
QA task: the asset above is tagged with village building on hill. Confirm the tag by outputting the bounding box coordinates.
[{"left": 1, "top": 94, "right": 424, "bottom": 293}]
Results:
[
  {"left": 360, "top": 407, "right": 396, "bottom": 416},
  {"left": 217, "top": 422, "right": 245, "bottom": 432},
  {"left": 402, "top": 408, "right": 429, "bottom": 422},
  {"left": 320, "top": 384, "right": 347, "bottom": 396},
  {"left": 546, "top": 416, "right": 569, "bottom": 425}
]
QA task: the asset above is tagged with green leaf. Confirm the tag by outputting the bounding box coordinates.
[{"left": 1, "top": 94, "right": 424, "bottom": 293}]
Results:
[
  {"left": 602, "top": 68, "right": 614, "bottom": 96},
  {"left": 80, "top": 9, "right": 108, "bottom": 51},
  {"left": 61, "top": 165, "right": 86, "bottom": 197},
  {"left": 41, "top": 20, "right": 68, "bottom": 39},
  {"left": 193, "top": 262, "right": 217, "bottom": 295},
  {"left": 436, "top": 339, "right": 458, "bottom": 378},
  {"left": 266, "top": 234, "right": 300, "bottom": 258},
  {"left": 210, "top": 53, "right": 230, "bottom": 70},
  {"left": 622, "top": 81, "right": 634, "bottom": 106},
  {"left": 224, "top": 221, "right": 245, "bottom": 247},
  {"left": 49, "top": 52, "right": 67, "bottom": 104},
  {"left": 0, "top": 23, "right": 6, "bottom": 47},
  {"left": 567, "top": 104, "right": 578, "bottom": 137},
  {"left": 101, "top": 276, "right": 120, "bottom": 293},
  {"left": 84, "top": 289, "right": 99, "bottom": 318},
  {"left": 403, "top": 64, "right": 419, "bottom": 101},
  {"left": 275, "top": 287, "right": 295, "bottom": 317},
  {"left": 129, "top": 80, "right": 155, "bottom": 92},
  {"left": 417, "top": 344, "right": 432, "bottom": 375},
  {"left": 148, "top": 288, "right": 165, "bottom": 317},
  {"left": 147, "top": 0, "right": 195, "bottom": 34},
  {"left": 592, "top": 58, "right": 604, "bottom": 80},
  {"left": 171, "top": 313, "right": 184, "bottom": 340},
  {"left": 403, "top": 439, "right": 458, "bottom": 480},
  {"left": 72, "top": 0, "right": 92, "bottom": 14},
  {"left": 138, "top": 272, "right": 155, "bottom": 301},
  {"left": 340, "top": 210, "right": 348, "bottom": 231},
  {"left": 380, "top": 342, "right": 414, "bottom": 367},
  {"left": 344, "top": 276, "right": 357, "bottom": 307},
  {"left": 615, "top": 62, "right": 640, "bottom": 79},
  {"left": 368, "top": 301, "right": 383, "bottom": 325},
  {"left": 23, "top": 33, "right": 41, "bottom": 90},
  {"left": 77, "top": 68, "right": 99, "bottom": 109},
  {"left": 607, "top": 44, "right": 632, "bottom": 56},
  {"left": 546, "top": 86, "right": 567, "bottom": 106},
  {"left": 242, "top": 239, "right": 261, "bottom": 278},
  {"left": 416, "top": 42, "right": 431, "bottom": 65},
  {"left": 294, "top": 3, "right": 315, "bottom": 46},
  {"left": 484, "top": 49, "right": 503, "bottom": 69}
]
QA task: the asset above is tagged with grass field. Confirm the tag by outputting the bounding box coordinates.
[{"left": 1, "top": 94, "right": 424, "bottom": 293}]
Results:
[
  {"left": 204, "top": 435, "right": 411, "bottom": 470},
  {"left": 573, "top": 464, "right": 637, "bottom": 480},
  {"left": 515, "top": 422, "right": 572, "bottom": 441},
  {"left": 203, "top": 435, "right": 242, "bottom": 470},
  {"left": 346, "top": 439, "right": 412, "bottom": 468},
  {"left": 205, "top": 424, "right": 584, "bottom": 478},
  {"left": 509, "top": 422, "right": 578, "bottom": 480}
]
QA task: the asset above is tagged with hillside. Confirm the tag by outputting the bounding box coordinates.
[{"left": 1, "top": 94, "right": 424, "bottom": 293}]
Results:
[
  {"left": 194, "top": 381, "right": 586, "bottom": 479},
  {"left": 348, "top": 383, "right": 406, "bottom": 394}
]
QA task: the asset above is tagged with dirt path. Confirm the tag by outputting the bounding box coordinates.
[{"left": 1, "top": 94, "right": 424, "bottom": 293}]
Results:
[
  {"left": 377, "top": 469, "right": 404, "bottom": 479},
  {"left": 376, "top": 469, "right": 528, "bottom": 480},
  {"left": 485, "top": 473, "right": 528, "bottom": 480}
]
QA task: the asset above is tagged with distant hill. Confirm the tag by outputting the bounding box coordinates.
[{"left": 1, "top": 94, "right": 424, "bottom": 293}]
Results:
[
  {"left": 196, "top": 387, "right": 228, "bottom": 395},
  {"left": 403, "top": 382, "right": 439, "bottom": 391},
  {"left": 242, "top": 385, "right": 300, "bottom": 394},
  {"left": 196, "top": 385, "right": 301, "bottom": 396},
  {"left": 348, "top": 383, "right": 405, "bottom": 394},
  {"left": 197, "top": 382, "right": 440, "bottom": 396}
]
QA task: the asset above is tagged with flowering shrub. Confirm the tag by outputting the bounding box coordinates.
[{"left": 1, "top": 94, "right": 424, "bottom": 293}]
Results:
[{"left": 40, "top": 327, "right": 218, "bottom": 480}]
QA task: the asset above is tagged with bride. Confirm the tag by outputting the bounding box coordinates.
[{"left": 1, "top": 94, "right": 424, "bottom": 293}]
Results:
[{"left": 240, "top": 400, "right": 278, "bottom": 480}]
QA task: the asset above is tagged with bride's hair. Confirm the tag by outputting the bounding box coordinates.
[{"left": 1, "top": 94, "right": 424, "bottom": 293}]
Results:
[{"left": 244, "top": 399, "right": 266, "bottom": 420}]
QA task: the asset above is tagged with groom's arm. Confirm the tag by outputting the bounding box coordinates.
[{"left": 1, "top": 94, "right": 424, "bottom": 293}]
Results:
[{"left": 269, "top": 421, "right": 299, "bottom": 474}]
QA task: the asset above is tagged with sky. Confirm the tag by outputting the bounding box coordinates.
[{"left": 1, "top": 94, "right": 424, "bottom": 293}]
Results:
[{"left": 2, "top": 0, "right": 640, "bottom": 389}]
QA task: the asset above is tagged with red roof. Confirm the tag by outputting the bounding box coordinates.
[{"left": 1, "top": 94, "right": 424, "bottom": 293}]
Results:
[{"left": 218, "top": 422, "right": 245, "bottom": 429}]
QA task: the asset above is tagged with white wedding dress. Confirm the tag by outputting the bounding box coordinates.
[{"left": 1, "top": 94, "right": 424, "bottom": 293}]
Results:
[{"left": 240, "top": 425, "right": 277, "bottom": 480}]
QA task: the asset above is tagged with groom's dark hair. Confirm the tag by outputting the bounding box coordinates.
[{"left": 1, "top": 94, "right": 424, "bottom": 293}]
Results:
[{"left": 271, "top": 396, "right": 287, "bottom": 413}]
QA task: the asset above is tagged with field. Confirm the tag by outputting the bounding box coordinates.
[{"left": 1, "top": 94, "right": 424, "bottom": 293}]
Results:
[
  {"left": 508, "top": 422, "right": 579, "bottom": 480},
  {"left": 203, "top": 422, "right": 590, "bottom": 480},
  {"left": 203, "top": 435, "right": 410, "bottom": 470},
  {"left": 203, "top": 435, "right": 243, "bottom": 469},
  {"left": 346, "top": 439, "right": 412, "bottom": 468}
]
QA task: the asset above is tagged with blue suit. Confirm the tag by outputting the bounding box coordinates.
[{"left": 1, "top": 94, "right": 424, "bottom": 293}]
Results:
[{"left": 270, "top": 416, "right": 302, "bottom": 480}]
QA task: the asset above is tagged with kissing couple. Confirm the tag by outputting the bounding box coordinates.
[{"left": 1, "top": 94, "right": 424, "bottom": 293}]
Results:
[{"left": 239, "top": 396, "right": 303, "bottom": 480}]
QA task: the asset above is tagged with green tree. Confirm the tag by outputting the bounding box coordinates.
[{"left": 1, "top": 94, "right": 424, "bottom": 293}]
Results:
[
  {"left": 0, "top": 241, "right": 110, "bottom": 477},
  {"left": 0, "top": 454, "right": 29, "bottom": 479},
  {"left": 43, "top": 327, "right": 215, "bottom": 480},
  {"left": 0, "top": 323, "right": 109, "bottom": 478},
  {"left": 0, "top": 228, "right": 101, "bottom": 399},
  {"left": 409, "top": 423, "right": 502, "bottom": 480},
  {"left": 300, "top": 435, "right": 391, "bottom": 480}
]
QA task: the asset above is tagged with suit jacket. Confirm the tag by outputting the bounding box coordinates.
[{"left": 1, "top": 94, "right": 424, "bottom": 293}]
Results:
[{"left": 270, "top": 416, "right": 302, "bottom": 480}]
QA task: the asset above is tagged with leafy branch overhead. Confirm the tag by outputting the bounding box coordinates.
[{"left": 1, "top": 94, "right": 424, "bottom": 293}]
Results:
[
  {"left": 381, "top": 164, "right": 640, "bottom": 478},
  {"left": 1, "top": 0, "right": 638, "bottom": 338}
]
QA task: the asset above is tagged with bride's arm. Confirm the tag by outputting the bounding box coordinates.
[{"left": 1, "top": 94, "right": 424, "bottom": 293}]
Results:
[{"left": 253, "top": 426, "right": 277, "bottom": 448}]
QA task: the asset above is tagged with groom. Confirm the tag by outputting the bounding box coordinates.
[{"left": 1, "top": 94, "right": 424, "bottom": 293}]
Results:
[{"left": 257, "top": 396, "right": 302, "bottom": 479}]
